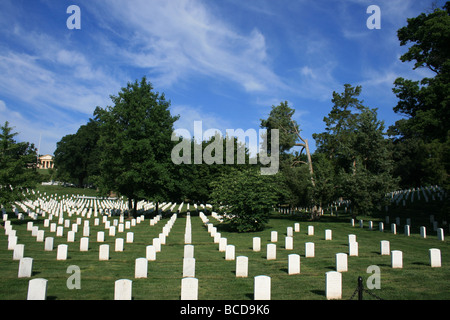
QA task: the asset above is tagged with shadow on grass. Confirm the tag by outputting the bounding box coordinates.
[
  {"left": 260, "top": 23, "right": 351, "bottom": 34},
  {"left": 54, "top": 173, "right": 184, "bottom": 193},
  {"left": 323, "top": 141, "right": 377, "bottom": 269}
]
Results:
[{"left": 310, "top": 289, "right": 325, "bottom": 297}]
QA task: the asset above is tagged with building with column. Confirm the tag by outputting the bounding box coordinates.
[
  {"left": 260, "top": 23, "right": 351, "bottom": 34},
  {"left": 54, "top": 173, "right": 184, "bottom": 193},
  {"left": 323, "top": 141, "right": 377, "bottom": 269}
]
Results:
[{"left": 38, "top": 154, "right": 54, "bottom": 169}]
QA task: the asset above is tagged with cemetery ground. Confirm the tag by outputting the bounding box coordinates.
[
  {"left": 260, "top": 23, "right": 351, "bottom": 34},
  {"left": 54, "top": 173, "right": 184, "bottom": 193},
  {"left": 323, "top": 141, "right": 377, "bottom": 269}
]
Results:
[{"left": 0, "top": 187, "right": 448, "bottom": 300}]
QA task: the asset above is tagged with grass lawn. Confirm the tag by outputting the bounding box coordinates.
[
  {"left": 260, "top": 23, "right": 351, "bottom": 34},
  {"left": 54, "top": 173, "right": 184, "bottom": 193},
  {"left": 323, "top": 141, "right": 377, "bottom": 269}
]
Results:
[{"left": 0, "top": 188, "right": 448, "bottom": 300}]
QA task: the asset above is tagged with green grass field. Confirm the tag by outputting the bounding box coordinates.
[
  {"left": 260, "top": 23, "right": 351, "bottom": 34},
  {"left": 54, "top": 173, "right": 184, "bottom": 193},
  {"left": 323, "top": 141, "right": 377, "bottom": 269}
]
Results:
[{"left": 0, "top": 187, "right": 449, "bottom": 300}]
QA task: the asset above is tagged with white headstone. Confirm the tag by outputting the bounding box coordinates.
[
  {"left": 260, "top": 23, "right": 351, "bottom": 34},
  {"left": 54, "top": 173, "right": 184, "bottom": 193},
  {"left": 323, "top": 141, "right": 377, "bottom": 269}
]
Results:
[
  {"left": 348, "top": 234, "right": 356, "bottom": 243},
  {"left": 429, "top": 248, "right": 441, "bottom": 267},
  {"left": 126, "top": 232, "right": 134, "bottom": 243},
  {"left": 380, "top": 240, "right": 390, "bottom": 255},
  {"left": 253, "top": 237, "right": 261, "bottom": 252},
  {"left": 115, "top": 238, "right": 124, "bottom": 252},
  {"left": 8, "top": 235, "right": 17, "bottom": 250},
  {"left": 57, "top": 244, "right": 68, "bottom": 260},
  {"left": 305, "top": 242, "right": 315, "bottom": 258},
  {"left": 326, "top": 271, "right": 342, "bottom": 300},
  {"left": 13, "top": 244, "right": 24, "bottom": 260},
  {"left": 288, "top": 254, "right": 300, "bottom": 275},
  {"left": 146, "top": 245, "right": 156, "bottom": 261},
  {"left": 336, "top": 253, "right": 348, "bottom": 272},
  {"left": 379, "top": 222, "right": 384, "bottom": 232},
  {"left": 404, "top": 225, "right": 410, "bottom": 236},
  {"left": 437, "top": 228, "right": 444, "bottom": 241},
  {"left": 391, "top": 250, "right": 403, "bottom": 269},
  {"left": 36, "top": 230, "right": 45, "bottom": 242},
  {"left": 99, "top": 244, "right": 109, "bottom": 261},
  {"left": 213, "top": 233, "right": 221, "bottom": 244},
  {"left": 44, "top": 237, "right": 53, "bottom": 251},
  {"left": 267, "top": 244, "right": 276, "bottom": 260},
  {"left": 308, "top": 226, "right": 314, "bottom": 236},
  {"left": 56, "top": 226, "right": 64, "bottom": 237},
  {"left": 184, "top": 245, "right": 194, "bottom": 259},
  {"left": 109, "top": 226, "right": 116, "bottom": 237},
  {"left": 285, "top": 236, "right": 293, "bottom": 250},
  {"left": 80, "top": 237, "right": 89, "bottom": 252},
  {"left": 420, "top": 226, "right": 427, "bottom": 238},
  {"left": 219, "top": 237, "right": 227, "bottom": 252},
  {"left": 254, "top": 275, "right": 271, "bottom": 300},
  {"left": 97, "top": 231, "right": 105, "bottom": 242},
  {"left": 294, "top": 223, "right": 300, "bottom": 232},
  {"left": 67, "top": 230, "right": 75, "bottom": 242},
  {"left": 153, "top": 238, "right": 161, "bottom": 252},
  {"left": 183, "top": 258, "right": 196, "bottom": 278},
  {"left": 135, "top": 258, "right": 148, "bottom": 278},
  {"left": 271, "top": 231, "right": 278, "bottom": 242},
  {"left": 184, "top": 231, "right": 192, "bottom": 244},
  {"left": 181, "top": 277, "right": 198, "bottom": 300},
  {"left": 159, "top": 233, "right": 166, "bottom": 245},
  {"left": 349, "top": 242, "right": 359, "bottom": 257},
  {"left": 27, "top": 278, "right": 47, "bottom": 300},
  {"left": 391, "top": 223, "right": 397, "bottom": 234},
  {"left": 114, "top": 279, "right": 132, "bottom": 300},
  {"left": 18, "top": 257, "right": 33, "bottom": 278},
  {"left": 325, "top": 229, "right": 332, "bottom": 240},
  {"left": 287, "top": 227, "right": 293, "bottom": 237},
  {"left": 225, "top": 245, "right": 235, "bottom": 261},
  {"left": 236, "top": 256, "right": 248, "bottom": 278}
]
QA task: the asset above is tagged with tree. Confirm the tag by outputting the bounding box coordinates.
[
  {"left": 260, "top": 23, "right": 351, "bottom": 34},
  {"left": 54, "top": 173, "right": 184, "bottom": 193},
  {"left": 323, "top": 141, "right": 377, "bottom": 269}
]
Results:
[
  {"left": 210, "top": 167, "right": 279, "bottom": 232},
  {"left": 94, "top": 77, "right": 179, "bottom": 216},
  {"left": 260, "top": 101, "right": 314, "bottom": 182},
  {"left": 0, "top": 121, "right": 40, "bottom": 205},
  {"left": 260, "top": 102, "right": 321, "bottom": 219},
  {"left": 313, "top": 85, "right": 398, "bottom": 216},
  {"left": 54, "top": 119, "right": 101, "bottom": 187},
  {"left": 389, "top": 2, "right": 450, "bottom": 190}
]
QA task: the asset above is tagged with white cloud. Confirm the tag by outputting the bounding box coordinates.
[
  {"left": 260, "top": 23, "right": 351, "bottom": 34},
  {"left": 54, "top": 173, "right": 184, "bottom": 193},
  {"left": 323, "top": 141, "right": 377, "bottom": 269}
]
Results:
[{"left": 86, "top": 0, "right": 286, "bottom": 93}]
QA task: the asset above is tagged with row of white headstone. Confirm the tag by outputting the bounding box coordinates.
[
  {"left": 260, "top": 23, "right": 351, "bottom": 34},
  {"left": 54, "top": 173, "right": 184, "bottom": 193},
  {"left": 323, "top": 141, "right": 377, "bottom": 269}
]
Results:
[
  {"left": 3, "top": 202, "right": 174, "bottom": 299},
  {"left": 350, "top": 216, "right": 446, "bottom": 241}
]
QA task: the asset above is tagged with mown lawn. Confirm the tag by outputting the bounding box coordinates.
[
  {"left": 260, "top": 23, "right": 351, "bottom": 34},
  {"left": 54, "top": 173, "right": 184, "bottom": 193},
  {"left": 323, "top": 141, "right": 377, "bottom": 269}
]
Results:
[{"left": 0, "top": 194, "right": 448, "bottom": 300}]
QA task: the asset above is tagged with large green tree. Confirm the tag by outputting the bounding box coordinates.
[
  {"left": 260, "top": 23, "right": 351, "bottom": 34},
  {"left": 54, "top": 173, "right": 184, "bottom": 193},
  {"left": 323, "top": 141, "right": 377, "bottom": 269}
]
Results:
[
  {"left": 0, "top": 121, "right": 40, "bottom": 205},
  {"left": 389, "top": 2, "right": 450, "bottom": 189},
  {"left": 94, "top": 77, "right": 179, "bottom": 216},
  {"left": 54, "top": 119, "right": 101, "bottom": 187},
  {"left": 314, "top": 84, "right": 398, "bottom": 216}
]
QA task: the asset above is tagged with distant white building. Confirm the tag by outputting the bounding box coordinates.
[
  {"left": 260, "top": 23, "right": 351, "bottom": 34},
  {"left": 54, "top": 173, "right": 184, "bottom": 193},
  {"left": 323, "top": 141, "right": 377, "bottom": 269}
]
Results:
[{"left": 38, "top": 154, "right": 54, "bottom": 169}]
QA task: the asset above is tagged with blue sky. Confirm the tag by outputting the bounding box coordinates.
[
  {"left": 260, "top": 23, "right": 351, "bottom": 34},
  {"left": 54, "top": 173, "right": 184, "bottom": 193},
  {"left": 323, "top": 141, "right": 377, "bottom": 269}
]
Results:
[{"left": 0, "top": 0, "right": 440, "bottom": 156}]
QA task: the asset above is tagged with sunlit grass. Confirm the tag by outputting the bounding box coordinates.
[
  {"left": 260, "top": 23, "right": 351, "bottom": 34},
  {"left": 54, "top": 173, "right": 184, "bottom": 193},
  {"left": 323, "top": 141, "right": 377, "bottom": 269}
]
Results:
[{"left": 1, "top": 197, "right": 449, "bottom": 300}]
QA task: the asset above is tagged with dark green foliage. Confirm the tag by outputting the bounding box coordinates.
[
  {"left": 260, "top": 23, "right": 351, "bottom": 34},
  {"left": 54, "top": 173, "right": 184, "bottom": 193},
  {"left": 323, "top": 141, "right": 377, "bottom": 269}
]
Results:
[
  {"left": 313, "top": 85, "right": 398, "bottom": 216},
  {"left": 94, "top": 77, "right": 179, "bottom": 214},
  {"left": 0, "top": 121, "right": 40, "bottom": 205},
  {"left": 390, "top": 2, "right": 450, "bottom": 193},
  {"left": 54, "top": 119, "right": 101, "bottom": 187},
  {"left": 210, "top": 168, "right": 279, "bottom": 232}
]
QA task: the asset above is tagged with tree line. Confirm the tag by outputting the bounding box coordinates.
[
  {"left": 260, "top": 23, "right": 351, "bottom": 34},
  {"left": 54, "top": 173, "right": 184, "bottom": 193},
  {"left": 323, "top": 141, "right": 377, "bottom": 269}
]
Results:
[{"left": 1, "top": 3, "right": 448, "bottom": 231}]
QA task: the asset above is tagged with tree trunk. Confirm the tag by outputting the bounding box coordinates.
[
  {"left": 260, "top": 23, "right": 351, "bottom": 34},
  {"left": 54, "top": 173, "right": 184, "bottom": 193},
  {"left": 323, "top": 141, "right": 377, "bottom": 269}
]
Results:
[
  {"left": 133, "top": 198, "right": 138, "bottom": 218},
  {"left": 127, "top": 198, "right": 133, "bottom": 218},
  {"left": 303, "top": 138, "right": 315, "bottom": 187}
]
